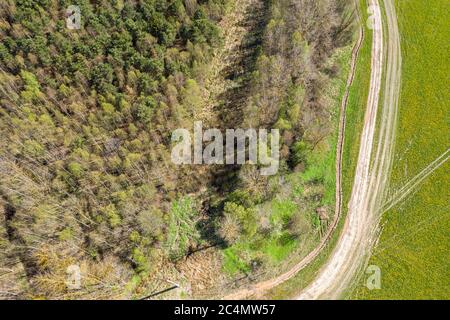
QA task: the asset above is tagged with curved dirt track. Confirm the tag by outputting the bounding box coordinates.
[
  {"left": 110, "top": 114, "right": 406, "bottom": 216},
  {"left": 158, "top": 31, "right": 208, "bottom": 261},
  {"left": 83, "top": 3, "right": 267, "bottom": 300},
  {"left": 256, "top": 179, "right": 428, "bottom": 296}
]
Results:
[
  {"left": 223, "top": 0, "right": 402, "bottom": 300},
  {"left": 223, "top": 0, "right": 366, "bottom": 300},
  {"left": 298, "top": 0, "right": 402, "bottom": 299}
]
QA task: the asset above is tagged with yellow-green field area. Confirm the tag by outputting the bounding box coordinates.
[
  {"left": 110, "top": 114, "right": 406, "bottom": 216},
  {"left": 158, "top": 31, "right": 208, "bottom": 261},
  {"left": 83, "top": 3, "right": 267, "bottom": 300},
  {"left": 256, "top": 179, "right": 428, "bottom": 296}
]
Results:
[{"left": 352, "top": 0, "right": 450, "bottom": 299}]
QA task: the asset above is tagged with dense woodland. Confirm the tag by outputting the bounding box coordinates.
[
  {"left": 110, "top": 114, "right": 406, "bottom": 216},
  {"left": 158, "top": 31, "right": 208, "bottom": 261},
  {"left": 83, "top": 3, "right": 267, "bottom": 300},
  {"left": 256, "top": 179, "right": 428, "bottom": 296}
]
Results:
[{"left": 0, "top": 0, "right": 353, "bottom": 299}]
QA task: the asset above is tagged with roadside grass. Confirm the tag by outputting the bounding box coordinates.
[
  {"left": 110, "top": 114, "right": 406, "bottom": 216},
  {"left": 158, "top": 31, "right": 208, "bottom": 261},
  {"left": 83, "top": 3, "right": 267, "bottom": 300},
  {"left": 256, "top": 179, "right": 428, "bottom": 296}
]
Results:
[
  {"left": 351, "top": 0, "right": 450, "bottom": 299},
  {"left": 340, "top": 1, "right": 372, "bottom": 216},
  {"left": 301, "top": 146, "right": 336, "bottom": 206},
  {"left": 263, "top": 0, "right": 373, "bottom": 298}
]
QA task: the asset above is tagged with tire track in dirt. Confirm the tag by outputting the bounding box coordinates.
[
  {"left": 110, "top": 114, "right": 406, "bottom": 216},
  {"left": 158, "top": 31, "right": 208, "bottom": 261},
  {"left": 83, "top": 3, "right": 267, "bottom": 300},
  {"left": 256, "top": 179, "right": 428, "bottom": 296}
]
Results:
[
  {"left": 222, "top": 0, "right": 366, "bottom": 300},
  {"left": 297, "top": 0, "right": 401, "bottom": 299},
  {"left": 380, "top": 148, "right": 450, "bottom": 215}
]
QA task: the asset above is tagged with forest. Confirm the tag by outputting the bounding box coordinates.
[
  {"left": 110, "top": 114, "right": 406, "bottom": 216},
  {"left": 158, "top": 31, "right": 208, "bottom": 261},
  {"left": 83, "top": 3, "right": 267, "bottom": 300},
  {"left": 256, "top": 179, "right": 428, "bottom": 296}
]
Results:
[{"left": 0, "top": 0, "right": 354, "bottom": 299}]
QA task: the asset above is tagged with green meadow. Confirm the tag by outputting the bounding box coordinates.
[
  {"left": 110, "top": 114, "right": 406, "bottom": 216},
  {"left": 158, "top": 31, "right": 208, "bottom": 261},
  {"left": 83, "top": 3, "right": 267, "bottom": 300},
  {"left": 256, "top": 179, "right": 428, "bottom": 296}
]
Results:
[{"left": 352, "top": 0, "right": 450, "bottom": 299}]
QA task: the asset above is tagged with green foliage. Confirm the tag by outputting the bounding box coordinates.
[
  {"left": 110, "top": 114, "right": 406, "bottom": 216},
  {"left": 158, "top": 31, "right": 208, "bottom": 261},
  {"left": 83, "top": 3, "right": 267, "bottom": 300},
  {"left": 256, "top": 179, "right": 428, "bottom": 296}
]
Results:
[
  {"left": 261, "top": 233, "right": 297, "bottom": 263},
  {"left": 290, "top": 141, "right": 309, "bottom": 168},
  {"left": 90, "top": 63, "right": 114, "bottom": 93},
  {"left": 219, "top": 0, "right": 353, "bottom": 280},
  {"left": 0, "top": 0, "right": 352, "bottom": 298},
  {"left": 166, "top": 197, "right": 199, "bottom": 260},
  {"left": 67, "top": 161, "right": 84, "bottom": 178},
  {"left": 58, "top": 228, "right": 74, "bottom": 241},
  {"left": 101, "top": 102, "right": 115, "bottom": 114},
  {"left": 23, "top": 139, "right": 44, "bottom": 158},
  {"left": 20, "top": 70, "right": 42, "bottom": 101},
  {"left": 222, "top": 245, "right": 251, "bottom": 276},
  {"left": 183, "top": 8, "right": 221, "bottom": 45},
  {"left": 137, "top": 208, "right": 164, "bottom": 240},
  {"left": 222, "top": 195, "right": 301, "bottom": 271},
  {"left": 135, "top": 96, "right": 157, "bottom": 123},
  {"left": 131, "top": 247, "right": 150, "bottom": 274},
  {"left": 181, "top": 79, "right": 203, "bottom": 116},
  {"left": 102, "top": 204, "right": 122, "bottom": 228},
  {"left": 227, "top": 189, "right": 255, "bottom": 207},
  {"left": 270, "top": 199, "right": 297, "bottom": 230},
  {"left": 223, "top": 202, "right": 257, "bottom": 238},
  {"left": 0, "top": 0, "right": 229, "bottom": 294}
]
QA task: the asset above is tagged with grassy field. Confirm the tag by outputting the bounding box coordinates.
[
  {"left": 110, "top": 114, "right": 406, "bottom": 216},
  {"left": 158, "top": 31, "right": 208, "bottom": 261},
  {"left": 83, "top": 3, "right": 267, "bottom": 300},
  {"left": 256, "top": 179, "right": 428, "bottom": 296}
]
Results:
[
  {"left": 351, "top": 0, "right": 450, "bottom": 299},
  {"left": 264, "top": 0, "right": 373, "bottom": 299}
]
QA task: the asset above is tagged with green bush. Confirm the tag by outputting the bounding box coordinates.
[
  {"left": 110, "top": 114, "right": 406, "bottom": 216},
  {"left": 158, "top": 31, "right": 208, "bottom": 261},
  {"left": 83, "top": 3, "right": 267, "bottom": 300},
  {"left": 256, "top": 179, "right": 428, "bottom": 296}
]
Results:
[{"left": 166, "top": 197, "right": 199, "bottom": 260}]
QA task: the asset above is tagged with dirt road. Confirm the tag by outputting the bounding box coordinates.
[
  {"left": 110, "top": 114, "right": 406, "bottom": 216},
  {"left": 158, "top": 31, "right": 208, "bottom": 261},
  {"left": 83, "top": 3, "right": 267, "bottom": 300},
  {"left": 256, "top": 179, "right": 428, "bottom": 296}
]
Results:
[
  {"left": 223, "top": 0, "right": 366, "bottom": 300},
  {"left": 297, "top": 0, "right": 402, "bottom": 299},
  {"left": 223, "top": 0, "right": 401, "bottom": 300}
]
